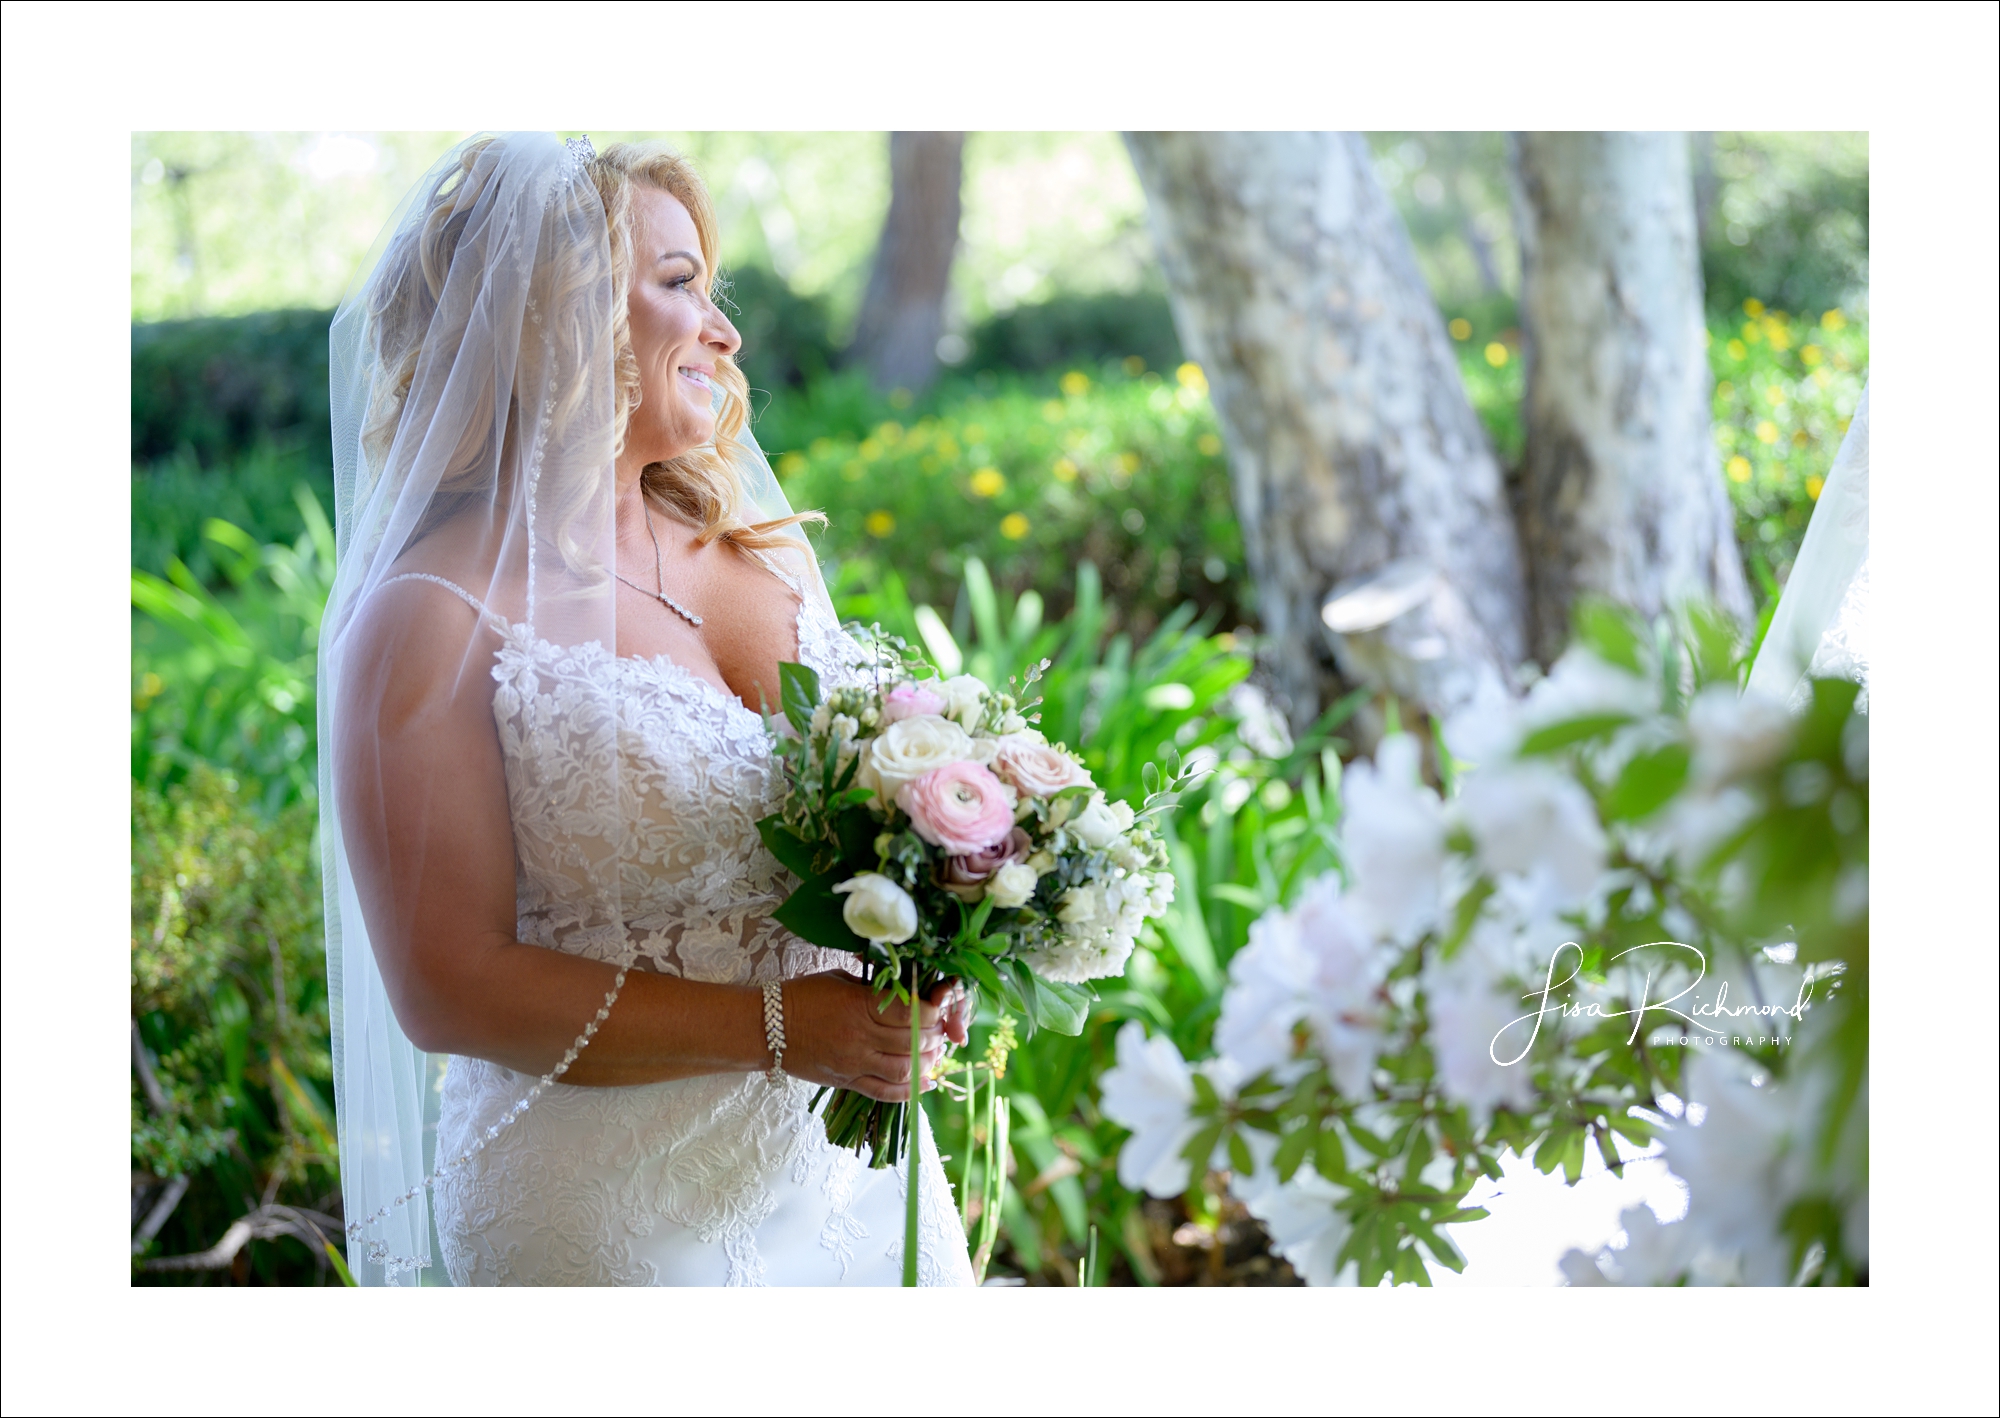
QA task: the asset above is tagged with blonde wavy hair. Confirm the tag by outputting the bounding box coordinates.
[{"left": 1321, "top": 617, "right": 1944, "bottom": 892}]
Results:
[{"left": 362, "top": 135, "right": 816, "bottom": 569}]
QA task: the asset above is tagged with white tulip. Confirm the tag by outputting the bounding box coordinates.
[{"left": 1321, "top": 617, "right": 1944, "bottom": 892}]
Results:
[
  {"left": 832, "top": 873, "right": 918, "bottom": 943},
  {"left": 987, "top": 862, "right": 1038, "bottom": 909}
]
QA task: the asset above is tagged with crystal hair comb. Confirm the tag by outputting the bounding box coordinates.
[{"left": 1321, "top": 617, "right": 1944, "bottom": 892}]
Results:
[{"left": 566, "top": 134, "right": 596, "bottom": 164}]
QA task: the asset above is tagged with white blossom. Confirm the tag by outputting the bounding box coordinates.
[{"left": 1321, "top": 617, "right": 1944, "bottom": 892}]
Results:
[
  {"left": 1341, "top": 733, "right": 1448, "bottom": 941},
  {"left": 1687, "top": 683, "right": 1793, "bottom": 787},
  {"left": 1520, "top": 646, "right": 1658, "bottom": 731},
  {"left": 1101, "top": 1023, "right": 1205, "bottom": 1196},
  {"left": 1423, "top": 915, "right": 1537, "bottom": 1120},
  {"left": 1216, "top": 874, "right": 1387, "bottom": 1096},
  {"left": 1229, "top": 1133, "right": 1355, "bottom": 1286},
  {"left": 1455, "top": 759, "right": 1606, "bottom": 910},
  {"left": 1661, "top": 1051, "right": 1803, "bottom": 1286}
]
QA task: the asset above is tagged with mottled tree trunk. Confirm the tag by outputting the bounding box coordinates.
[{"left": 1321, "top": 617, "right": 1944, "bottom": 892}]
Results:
[
  {"left": 1512, "top": 132, "right": 1751, "bottom": 663},
  {"left": 849, "top": 132, "right": 964, "bottom": 395},
  {"left": 1124, "top": 131, "right": 1528, "bottom": 730}
]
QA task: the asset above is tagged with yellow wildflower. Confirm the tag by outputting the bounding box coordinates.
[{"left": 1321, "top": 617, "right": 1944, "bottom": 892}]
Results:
[
  {"left": 1000, "top": 513, "right": 1030, "bottom": 540},
  {"left": 969, "top": 467, "right": 1006, "bottom": 498},
  {"left": 1727, "top": 455, "right": 1753, "bottom": 483},
  {"left": 1197, "top": 433, "right": 1223, "bottom": 456},
  {"left": 1756, "top": 421, "right": 1779, "bottom": 445},
  {"left": 1176, "top": 362, "right": 1208, "bottom": 396},
  {"left": 1806, "top": 475, "right": 1825, "bottom": 499},
  {"left": 1800, "top": 344, "right": 1824, "bottom": 367},
  {"left": 1447, "top": 317, "right": 1472, "bottom": 341},
  {"left": 1059, "top": 371, "right": 1091, "bottom": 397},
  {"left": 777, "top": 451, "right": 806, "bottom": 479},
  {"left": 1821, "top": 309, "right": 1846, "bottom": 332},
  {"left": 1743, "top": 298, "right": 1765, "bottom": 317},
  {"left": 864, "top": 510, "right": 896, "bottom": 538},
  {"left": 1483, "top": 342, "right": 1508, "bottom": 368},
  {"left": 1727, "top": 340, "right": 1747, "bottom": 361},
  {"left": 1052, "top": 457, "right": 1078, "bottom": 484}
]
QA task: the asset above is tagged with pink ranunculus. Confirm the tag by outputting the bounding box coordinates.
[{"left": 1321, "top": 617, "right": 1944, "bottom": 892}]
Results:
[
  {"left": 941, "top": 827, "right": 1033, "bottom": 900},
  {"left": 881, "top": 680, "right": 948, "bottom": 724},
  {"left": 897, "top": 760, "right": 1019, "bottom": 856},
  {"left": 992, "top": 736, "right": 1094, "bottom": 800}
]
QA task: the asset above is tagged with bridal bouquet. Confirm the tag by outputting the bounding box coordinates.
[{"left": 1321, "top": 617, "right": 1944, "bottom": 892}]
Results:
[{"left": 757, "top": 634, "right": 1182, "bottom": 1172}]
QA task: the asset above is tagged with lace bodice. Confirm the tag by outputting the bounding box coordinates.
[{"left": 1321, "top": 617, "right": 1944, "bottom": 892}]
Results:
[{"left": 390, "top": 559, "right": 973, "bottom": 1286}]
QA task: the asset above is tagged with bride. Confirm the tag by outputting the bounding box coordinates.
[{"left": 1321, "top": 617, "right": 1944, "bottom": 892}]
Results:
[{"left": 322, "top": 132, "right": 975, "bottom": 1286}]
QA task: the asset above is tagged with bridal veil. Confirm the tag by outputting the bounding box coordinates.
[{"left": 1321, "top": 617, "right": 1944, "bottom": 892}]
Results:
[{"left": 321, "top": 132, "right": 814, "bottom": 1284}]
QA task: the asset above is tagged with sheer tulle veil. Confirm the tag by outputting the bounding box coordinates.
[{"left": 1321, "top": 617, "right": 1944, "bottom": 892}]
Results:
[
  {"left": 1746, "top": 383, "right": 1870, "bottom": 708},
  {"left": 320, "top": 132, "right": 817, "bottom": 1284}
]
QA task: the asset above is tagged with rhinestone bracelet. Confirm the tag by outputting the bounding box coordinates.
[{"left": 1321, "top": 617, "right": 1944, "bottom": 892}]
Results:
[{"left": 762, "top": 980, "right": 787, "bottom": 1084}]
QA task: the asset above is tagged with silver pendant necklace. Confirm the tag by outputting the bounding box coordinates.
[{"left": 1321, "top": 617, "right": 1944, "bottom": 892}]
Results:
[{"left": 614, "top": 504, "right": 704, "bottom": 628}]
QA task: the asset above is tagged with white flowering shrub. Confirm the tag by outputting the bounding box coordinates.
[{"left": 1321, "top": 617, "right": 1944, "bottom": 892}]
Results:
[{"left": 1102, "top": 603, "right": 1868, "bottom": 1286}]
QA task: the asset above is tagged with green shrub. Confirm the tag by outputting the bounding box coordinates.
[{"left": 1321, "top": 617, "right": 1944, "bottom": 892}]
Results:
[
  {"left": 131, "top": 767, "right": 343, "bottom": 1284},
  {"left": 132, "top": 491, "right": 332, "bottom": 812},
  {"left": 1709, "top": 301, "right": 1869, "bottom": 600},
  {"left": 964, "top": 290, "right": 1183, "bottom": 379},
  {"left": 131, "top": 307, "right": 334, "bottom": 467},
  {"left": 777, "top": 362, "right": 1249, "bottom": 642}
]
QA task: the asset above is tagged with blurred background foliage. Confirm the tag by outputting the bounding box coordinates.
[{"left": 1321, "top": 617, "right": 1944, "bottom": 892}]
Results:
[{"left": 131, "top": 130, "right": 1864, "bottom": 1284}]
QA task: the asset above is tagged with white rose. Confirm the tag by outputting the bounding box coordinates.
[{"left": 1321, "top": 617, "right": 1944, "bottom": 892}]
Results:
[
  {"left": 830, "top": 713, "right": 859, "bottom": 743},
  {"left": 833, "top": 873, "right": 919, "bottom": 943},
  {"left": 856, "top": 714, "right": 976, "bottom": 808},
  {"left": 1069, "top": 793, "right": 1124, "bottom": 849},
  {"left": 987, "top": 862, "right": 1038, "bottom": 909},
  {"left": 936, "top": 674, "right": 988, "bottom": 728},
  {"left": 1109, "top": 799, "right": 1136, "bottom": 833},
  {"left": 997, "top": 711, "right": 1029, "bottom": 734}
]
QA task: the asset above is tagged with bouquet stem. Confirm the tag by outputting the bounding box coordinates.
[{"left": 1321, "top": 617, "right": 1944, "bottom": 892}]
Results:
[{"left": 903, "top": 978, "right": 923, "bottom": 1288}]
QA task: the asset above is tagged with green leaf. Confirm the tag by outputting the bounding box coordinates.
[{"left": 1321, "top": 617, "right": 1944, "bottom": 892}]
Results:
[
  {"left": 1440, "top": 877, "right": 1496, "bottom": 960},
  {"left": 1180, "top": 1121, "right": 1224, "bottom": 1175},
  {"left": 1227, "top": 1128, "right": 1254, "bottom": 1175},
  {"left": 1007, "top": 959, "right": 1042, "bottom": 1033},
  {"left": 756, "top": 816, "right": 820, "bottom": 880},
  {"left": 1273, "top": 1126, "right": 1313, "bottom": 1183},
  {"left": 1518, "top": 713, "right": 1633, "bottom": 756},
  {"left": 770, "top": 876, "right": 868, "bottom": 955},
  {"left": 1603, "top": 742, "right": 1691, "bottom": 821},
  {"left": 1574, "top": 599, "right": 1646, "bottom": 673},
  {"left": 953, "top": 949, "right": 1006, "bottom": 1002},
  {"left": 1315, "top": 1129, "right": 1350, "bottom": 1182},
  {"left": 778, "top": 660, "right": 821, "bottom": 735},
  {"left": 1032, "top": 976, "right": 1092, "bottom": 1036}
]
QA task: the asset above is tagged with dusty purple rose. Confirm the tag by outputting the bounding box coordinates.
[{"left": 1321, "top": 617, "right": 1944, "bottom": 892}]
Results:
[{"left": 940, "top": 827, "right": 1032, "bottom": 900}]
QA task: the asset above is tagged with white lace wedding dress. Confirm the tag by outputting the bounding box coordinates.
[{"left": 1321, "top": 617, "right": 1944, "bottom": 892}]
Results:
[{"left": 388, "top": 559, "right": 975, "bottom": 1287}]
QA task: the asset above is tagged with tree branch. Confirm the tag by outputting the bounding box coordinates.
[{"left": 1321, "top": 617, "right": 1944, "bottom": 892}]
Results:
[{"left": 139, "top": 1204, "right": 345, "bottom": 1274}]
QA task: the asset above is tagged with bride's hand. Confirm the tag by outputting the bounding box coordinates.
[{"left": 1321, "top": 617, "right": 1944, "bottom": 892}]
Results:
[{"left": 781, "top": 971, "right": 956, "bottom": 1103}]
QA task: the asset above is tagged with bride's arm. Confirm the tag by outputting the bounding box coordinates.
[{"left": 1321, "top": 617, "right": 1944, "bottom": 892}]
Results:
[{"left": 335, "top": 584, "right": 957, "bottom": 1097}]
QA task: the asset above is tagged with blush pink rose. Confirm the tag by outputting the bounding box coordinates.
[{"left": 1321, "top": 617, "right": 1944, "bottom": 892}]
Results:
[
  {"left": 992, "top": 737, "right": 1094, "bottom": 800},
  {"left": 897, "top": 760, "right": 1018, "bottom": 855},
  {"left": 881, "top": 681, "right": 948, "bottom": 724},
  {"left": 941, "top": 827, "right": 1033, "bottom": 900}
]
